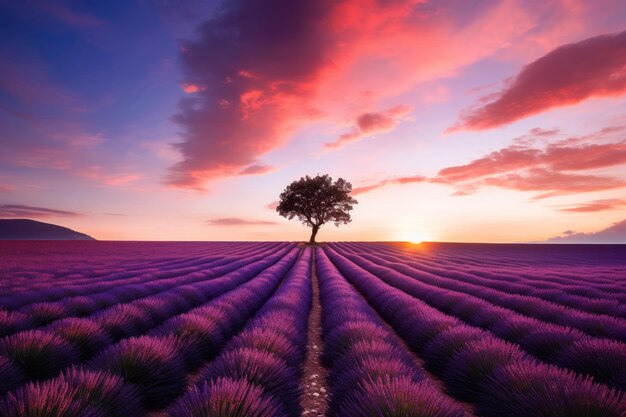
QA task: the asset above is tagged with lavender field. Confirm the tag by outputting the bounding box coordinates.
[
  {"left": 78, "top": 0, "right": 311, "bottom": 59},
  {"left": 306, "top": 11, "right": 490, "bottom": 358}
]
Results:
[{"left": 0, "top": 241, "right": 625, "bottom": 417}]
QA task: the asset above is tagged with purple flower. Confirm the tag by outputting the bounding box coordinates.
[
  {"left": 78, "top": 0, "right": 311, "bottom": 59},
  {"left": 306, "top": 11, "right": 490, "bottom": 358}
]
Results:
[
  {"left": 167, "top": 377, "right": 285, "bottom": 417},
  {"left": 0, "top": 330, "right": 79, "bottom": 380}
]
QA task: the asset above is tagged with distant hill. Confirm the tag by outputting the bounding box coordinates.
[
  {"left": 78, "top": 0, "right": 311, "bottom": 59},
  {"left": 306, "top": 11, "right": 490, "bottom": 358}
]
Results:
[
  {"left": 0, "top": 219, "right": 95, "bottom": 240},
  {"left": 545, "top": 219, "right": 626, "bottom": 244}
]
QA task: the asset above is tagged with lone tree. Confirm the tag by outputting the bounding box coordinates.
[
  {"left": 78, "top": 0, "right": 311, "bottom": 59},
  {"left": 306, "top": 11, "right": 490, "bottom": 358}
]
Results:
[{"left": 276, "top": 174, "right": 358, "bottom": 244}]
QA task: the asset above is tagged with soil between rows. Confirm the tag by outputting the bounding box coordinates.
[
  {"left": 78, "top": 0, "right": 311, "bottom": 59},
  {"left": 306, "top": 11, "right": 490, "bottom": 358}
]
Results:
[{"left": 300, "top": 250, "right": 329, "bottom": 417}]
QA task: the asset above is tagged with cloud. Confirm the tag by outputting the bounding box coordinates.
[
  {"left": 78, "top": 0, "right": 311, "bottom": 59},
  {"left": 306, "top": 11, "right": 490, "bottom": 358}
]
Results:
[
  {"left": 481, "top": 168, "right": 625, "bottom": 199},
  {"left": 208, "top": 217, "right": 278, "bottom": 226},
  {"left": 352, "top": 183, "right": 391, "bottom": 195},
  {"left": 354, "top": 126, "right": 626, "bottom": 198},
  {"left": 180, "top": 83, "right": 204, "bottom": 94},
  {"left": 237, "top": 164, "right": 275, "bottom": 175},
  {"left": 451, "top": 30, "right": 626, "bottom": 131},
  {"left": 559, "top": 198, "right": 626, "bottom": 213},
  {"left": 545, "top": 219, "right": 626, "bottom": 243},
  {"left": 528, "top": 127, "right": 561, "bottom": 138},
  {"left": 0, "top": 204, "right": 80, "bottom": 219},
  {"left": 166, "top": 0, "right": 337, "bottom": 188},
  {"left": 353, "top": 175, "right": 427, "bottom": 195},
  {"left": 74, "top": 166, "right": 142, "bottom": 187},
  {"left": 437, "top": 141, "right": 626, "bottom": 181},
  {"left": 0, "top": 52, "right": 139, "bottom": 187},
  {"left": 0, "top": 51, "right": 79, "bottom": 107},
  {"left": 0, "top": 82, "right": 142, "bottom": 187},
  {"left": 437, "top": 147, "right": 542, "bottom": 183},
  {"left": 435, "top": 126, "right": 626, "bottom": 197},
  {"left": 167, "top": 0, "right": 571, "bottom": 188},
  {"left": 325, "top": 105, "right": 412, "bottom": 149},
  {"left": 265, "top": 201, "right": 279, "bottom": 211}
]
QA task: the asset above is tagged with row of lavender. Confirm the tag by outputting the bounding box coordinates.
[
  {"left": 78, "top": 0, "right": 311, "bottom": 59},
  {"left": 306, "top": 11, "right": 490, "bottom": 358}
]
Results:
[
  {"left": 330, "top": 243, "right": 626, "bottom": 390},
  {"left": 341, "top": 242, "right": 626, "bottom": 293},
  {"left": 0, "top": 242, "right": 264, "bottom": 291},
  {"left": 330, "top": 254, "right": 626, "bottom": 391},
  {"left": 0, "top": 243, "right": 303, "bottom": 415},
  {"left": 0, "top": 242, "right": 286, "bottom": 306},
  {"left": 343, "top": 242, "right": 626, "bottom": 315},
  {"left": 0, "top": 243, "right": 291, "bottom": 337},
  {"left": 167, "top": 247, "right": 312, "bottom": 417},
  {"left": 316, "top": 248, "right": 470, "bottom": 417},
  {"left": 324, "top": 245, "right": 626, "bottom": 416}
]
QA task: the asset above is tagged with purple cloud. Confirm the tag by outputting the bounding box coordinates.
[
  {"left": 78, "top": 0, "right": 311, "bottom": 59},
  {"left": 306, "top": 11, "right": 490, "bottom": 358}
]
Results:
[
  {"left": 0, "top": 204, "right": 80, "bottom": 219},
  {"left": 237, "top": 164, "right": 275, "bottom": 175},
  {"left": 325, "top": 105, "right": 412, "bottom": 149},
  {"left": 167, "top": 0, "right": 336, "bottom": 189},
  {"left": 208, "top": 217, "right": 278, "bottom": 226}
]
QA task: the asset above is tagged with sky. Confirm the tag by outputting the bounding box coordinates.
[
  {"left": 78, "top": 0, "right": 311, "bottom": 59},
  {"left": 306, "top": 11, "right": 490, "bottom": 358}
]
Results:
[{"left": 1, "top": 0, "right": 625, "bottom": 242}]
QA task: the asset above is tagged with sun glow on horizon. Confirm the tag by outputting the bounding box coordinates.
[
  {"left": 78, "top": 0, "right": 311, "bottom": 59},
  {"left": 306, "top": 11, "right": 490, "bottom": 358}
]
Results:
[
  {"left": 407, "top": 238, "right": 424, "bottom": 244},
  {"left": 399, "top": 231, "right": 433, "bottom": 244}
]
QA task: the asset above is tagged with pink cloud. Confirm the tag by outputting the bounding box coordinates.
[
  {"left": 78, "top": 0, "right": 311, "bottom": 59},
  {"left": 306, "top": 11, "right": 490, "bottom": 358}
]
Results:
[
  {"left": 0, "top": 204, "right": 80, "bottom": 219},
  {"left": 527, "top": 127, "right": 561, "bottom": 137},
  {"left": 265, "top": 201, "right": 279, "bottom": 211},
  {"left": 437, "top": 147, "right": 542, "bottom": 182},
  {"left": 180, "top": 83, "right": 204, "bottom": 94},
  {"left": 238, "top": 164, "right": 275, "bottom": 175},
  {"left": 76, "top": 167, "right": 142, "bottom": 187},
  {"left": 559, "top": 198, "right": 626, "bottom": 213},
  {"left": 547, "top": 142, "right": 626, "bottom": 170},
  {"left": 208, "top": 218, "right": 278, "bottom": 226},
  {"left": 353, "top": 175, "right": 427, "bottom": 195},
  {"left": 168, "top": 0, "right": 578, "bottom": 188},
  {"left": 3, "top": 147, "right": 73, "bottom": 170},
  {"left": 0, "top": 117, "right": 141, "bottom": 186},
  {"left": 325, "top": 105, "right": 411, "bottom": 149},
  {"left": 352, "top": 182, "right": 392, "bottom": 195},
  {"left": 437, "top": 140, "right": 626, "bottom": 182},
  {"left": 482, "top": 168, "right": 626, "bottom": 199},
  {"left": 438, "top": 126, "right": 626, "bottom": 197},
  {"left": 451, "top": 30, "right": 626, "bottom": 131},
  {"left": 355, "top": 125, "right": 626, "bottom": 198}
]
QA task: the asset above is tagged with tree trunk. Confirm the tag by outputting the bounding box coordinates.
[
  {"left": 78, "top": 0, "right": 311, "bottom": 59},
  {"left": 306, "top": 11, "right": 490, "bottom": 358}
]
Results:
[{"left": 309, "top": 225, "right": 319, "bottom": 244}]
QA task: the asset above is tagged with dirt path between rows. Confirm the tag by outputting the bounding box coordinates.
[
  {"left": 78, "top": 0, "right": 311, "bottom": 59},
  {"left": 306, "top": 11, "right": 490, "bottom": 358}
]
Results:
[{"left": 300, "top": 250, "right": 329, "bottom": 417}]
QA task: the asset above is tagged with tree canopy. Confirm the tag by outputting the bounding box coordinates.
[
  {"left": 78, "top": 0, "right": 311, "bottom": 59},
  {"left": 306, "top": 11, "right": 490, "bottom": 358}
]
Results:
[{"left": 276, "top": 174, "right": 358, "bottom": 244}]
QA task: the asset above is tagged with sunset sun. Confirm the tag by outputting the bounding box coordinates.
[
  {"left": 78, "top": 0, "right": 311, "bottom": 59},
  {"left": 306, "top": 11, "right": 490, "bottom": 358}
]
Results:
[{"left": 400, "top": 231, "right": 431, "bottom": 244}]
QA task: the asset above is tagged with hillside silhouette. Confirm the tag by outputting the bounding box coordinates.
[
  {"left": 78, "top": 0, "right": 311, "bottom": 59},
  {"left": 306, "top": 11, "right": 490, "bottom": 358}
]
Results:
[{"left": 0, "top": 219, "right": 95, "bottom": 240}]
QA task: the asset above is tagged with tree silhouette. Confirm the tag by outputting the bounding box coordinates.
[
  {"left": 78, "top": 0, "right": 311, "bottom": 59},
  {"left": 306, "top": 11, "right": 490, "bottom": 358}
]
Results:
[{"left": 277, "top": 174, "right": 358, "bottom": 244}]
